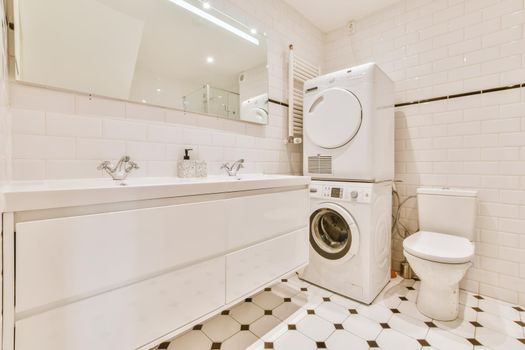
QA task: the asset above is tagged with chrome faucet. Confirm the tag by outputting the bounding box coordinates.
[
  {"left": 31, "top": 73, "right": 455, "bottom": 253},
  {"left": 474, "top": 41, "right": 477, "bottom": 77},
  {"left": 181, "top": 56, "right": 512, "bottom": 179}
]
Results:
[
  {"left": 221, "top": 159, "right": 244, "bottom": 176},
  {"left": 98, "top": 155, "right": 140, "bottom": 181}
]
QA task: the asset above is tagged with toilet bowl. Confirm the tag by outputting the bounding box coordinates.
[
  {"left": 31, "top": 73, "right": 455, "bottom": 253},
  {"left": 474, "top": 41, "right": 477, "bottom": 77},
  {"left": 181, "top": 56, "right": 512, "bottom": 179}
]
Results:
[
  {"left": 403, "top": 231, "right": 474, "bottom": 321},
  {"left": 403, "top": 187, "right": 477, "bottom": 321}
]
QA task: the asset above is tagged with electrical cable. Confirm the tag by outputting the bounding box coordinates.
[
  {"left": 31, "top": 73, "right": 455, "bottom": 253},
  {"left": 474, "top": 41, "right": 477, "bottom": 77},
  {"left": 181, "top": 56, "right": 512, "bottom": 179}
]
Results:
[{"left": 391, "top": 188, "right": 417, "bottom": 239}]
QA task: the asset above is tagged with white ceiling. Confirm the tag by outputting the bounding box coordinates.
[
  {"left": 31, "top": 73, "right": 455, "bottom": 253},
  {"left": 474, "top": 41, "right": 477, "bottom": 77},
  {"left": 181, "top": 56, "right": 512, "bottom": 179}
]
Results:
[{"left": 284, "top": 0, "right": 400, "bottom": 32}]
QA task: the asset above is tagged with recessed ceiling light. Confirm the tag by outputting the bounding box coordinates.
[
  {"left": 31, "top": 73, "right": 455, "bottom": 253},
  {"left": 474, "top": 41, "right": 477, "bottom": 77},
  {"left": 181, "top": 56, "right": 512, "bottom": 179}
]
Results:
[
  {"left": 206, "top": 56, "right": 215, "bottom": 63},
  {"left": 202, "top": 2, "right": 211, "bottom": 9},
  {"left": 156, "top": 88, "right": 162, "bottom": 93},
  {"left": 250, "top": 28, "right": 257, "bottom": 34}
]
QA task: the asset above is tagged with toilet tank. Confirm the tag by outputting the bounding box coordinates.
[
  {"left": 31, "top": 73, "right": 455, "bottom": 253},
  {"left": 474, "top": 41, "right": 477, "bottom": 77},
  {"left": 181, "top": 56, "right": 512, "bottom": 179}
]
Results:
[{"left": 417, "top": 187, "right": 478, "bottom": 241}]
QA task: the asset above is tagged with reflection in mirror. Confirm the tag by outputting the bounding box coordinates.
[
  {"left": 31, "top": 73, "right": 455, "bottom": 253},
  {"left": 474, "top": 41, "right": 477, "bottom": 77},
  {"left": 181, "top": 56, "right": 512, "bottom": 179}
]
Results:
[{"left": 13, "top": 0, "right": 269, "bottom": 124}]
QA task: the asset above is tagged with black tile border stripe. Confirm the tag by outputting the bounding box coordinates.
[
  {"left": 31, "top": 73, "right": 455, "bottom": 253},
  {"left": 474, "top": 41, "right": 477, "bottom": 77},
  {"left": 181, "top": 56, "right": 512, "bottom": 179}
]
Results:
[
  {"left": 269, "top": 83, "right": 525, "bottom": 109},
  {"left": 394, "top": 83, "right": 525, "bottom": 108},
  {"left": 268, "top": 98, "right": 289, "bottom": 107}
]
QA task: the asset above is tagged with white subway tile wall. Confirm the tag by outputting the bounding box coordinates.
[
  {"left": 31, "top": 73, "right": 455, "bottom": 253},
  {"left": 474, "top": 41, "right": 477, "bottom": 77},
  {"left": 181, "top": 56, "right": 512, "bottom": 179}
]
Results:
[
  {"left": 7, "top": 0, "right": 325, "bottom": 180},
  {"left": 3, "top": 0, "right": 525, "bottom": 308},
  {"left": 324, "top": 0, "right": 525, "bottom": 305},
  {"left": 0, "top": 0, "right": 9, "bottom": 182}
]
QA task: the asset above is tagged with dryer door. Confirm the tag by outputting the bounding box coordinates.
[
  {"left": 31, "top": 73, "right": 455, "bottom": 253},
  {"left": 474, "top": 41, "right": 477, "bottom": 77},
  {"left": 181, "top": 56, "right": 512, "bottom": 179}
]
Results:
[
  {"left": 310, "top": 202, "right": 359, "bottom": 261},
  {"left": 304, "top": 87, "right": 362, "bottom": 149}
]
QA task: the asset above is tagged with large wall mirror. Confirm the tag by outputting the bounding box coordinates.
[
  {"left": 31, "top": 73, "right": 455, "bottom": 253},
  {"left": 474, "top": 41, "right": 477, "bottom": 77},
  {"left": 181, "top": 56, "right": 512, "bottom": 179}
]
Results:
[{"left": 12, "top": 0, "right": 269, "bottom": 124}]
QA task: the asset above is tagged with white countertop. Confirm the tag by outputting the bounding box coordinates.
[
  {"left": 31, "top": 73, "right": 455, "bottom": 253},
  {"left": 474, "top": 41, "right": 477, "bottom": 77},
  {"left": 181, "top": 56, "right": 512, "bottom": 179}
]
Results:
[{"left": 0, "top": 174, "right": 310, "bottom": 212}]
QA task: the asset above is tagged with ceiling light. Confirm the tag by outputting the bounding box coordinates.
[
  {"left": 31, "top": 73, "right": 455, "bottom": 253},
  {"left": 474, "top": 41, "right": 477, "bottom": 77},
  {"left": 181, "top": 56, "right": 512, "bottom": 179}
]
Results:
[
  {"left": 156, "top": 88, "right": 162, "bottom": 92},
  {"left": 206, "top": 56, "right": 215, "bottom": 63},
  {"left": 168, "top": 0, "right": 259, "bottom": 46},
  {"left": 250, "top": 28, "right": 257, "bottom": 34},
  {"left": 202, "top": 2, "right": 211, "bottom": 9}
]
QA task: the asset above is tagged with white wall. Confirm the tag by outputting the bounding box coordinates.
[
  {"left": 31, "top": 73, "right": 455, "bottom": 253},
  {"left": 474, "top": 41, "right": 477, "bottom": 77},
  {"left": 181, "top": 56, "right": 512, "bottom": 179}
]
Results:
[
  {"left": 7, "top": 0, "right": 324, "bottom": 180},
  {"left": 324, "top": 0, "right": 525, "bottom": 305},
  {"left": 0, "top": 0, "right": 9, "bottom": 183},
  {"left": 7, "top": 0, "right": 525, "bottom": 307},
  {"left": 240, "top": 65, "right": 268, "bottom": 103}
]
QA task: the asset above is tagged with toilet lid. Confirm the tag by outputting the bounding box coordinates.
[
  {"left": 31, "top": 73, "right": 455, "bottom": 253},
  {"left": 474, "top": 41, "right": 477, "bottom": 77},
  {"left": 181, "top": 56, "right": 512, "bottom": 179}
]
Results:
[{"left": 403, "top": 231, "right": 474, "bottom": 264}]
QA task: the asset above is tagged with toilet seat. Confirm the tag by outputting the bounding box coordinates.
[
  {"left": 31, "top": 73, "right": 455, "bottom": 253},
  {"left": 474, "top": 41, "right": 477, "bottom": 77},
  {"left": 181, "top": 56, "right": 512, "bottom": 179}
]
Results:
[{"left": 403, "top": 231, "right": 474, "bottom": 264}]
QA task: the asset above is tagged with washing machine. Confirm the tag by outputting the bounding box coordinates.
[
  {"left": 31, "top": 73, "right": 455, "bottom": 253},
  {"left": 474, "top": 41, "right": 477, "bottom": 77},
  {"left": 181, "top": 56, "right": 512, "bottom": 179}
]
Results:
[
  {"left": 299, "top": 180, "right": 392, "bottom": 304},
  {"left": 303, "top": 63, "right": 394, "bottom": 182}
]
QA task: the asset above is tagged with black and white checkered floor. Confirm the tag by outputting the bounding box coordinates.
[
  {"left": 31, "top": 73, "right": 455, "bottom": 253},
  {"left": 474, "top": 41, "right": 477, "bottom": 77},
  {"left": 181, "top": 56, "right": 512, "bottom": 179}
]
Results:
[{"left": 152, "top": 275, "right": 525, "bottom": 350}]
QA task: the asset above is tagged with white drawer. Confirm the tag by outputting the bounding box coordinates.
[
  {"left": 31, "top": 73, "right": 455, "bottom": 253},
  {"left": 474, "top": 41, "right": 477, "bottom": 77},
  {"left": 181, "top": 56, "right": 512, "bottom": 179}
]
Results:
[
  {"left": 227, "top": 189, "right": 308, "bottom": 249},
  {"left": 15, "top": 257, "right": 225, "bottom": 350},
  {"left": 225, "top": 227, "right": 308, "bottom": 303},
  {"left": 16, "top": 200, "right": 229, "bottom": 313}
]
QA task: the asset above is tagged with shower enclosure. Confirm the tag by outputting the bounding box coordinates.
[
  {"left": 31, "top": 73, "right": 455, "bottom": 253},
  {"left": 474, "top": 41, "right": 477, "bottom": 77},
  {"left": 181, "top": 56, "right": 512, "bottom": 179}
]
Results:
[{"left": 183, "top": 84, "right": 240, "bottom": 119}]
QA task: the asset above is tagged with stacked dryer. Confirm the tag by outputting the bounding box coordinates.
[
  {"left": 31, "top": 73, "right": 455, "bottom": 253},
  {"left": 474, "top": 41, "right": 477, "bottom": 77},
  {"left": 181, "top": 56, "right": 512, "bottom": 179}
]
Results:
[{"left": 299, "top": 63, "right": 394, "bottom": 304}]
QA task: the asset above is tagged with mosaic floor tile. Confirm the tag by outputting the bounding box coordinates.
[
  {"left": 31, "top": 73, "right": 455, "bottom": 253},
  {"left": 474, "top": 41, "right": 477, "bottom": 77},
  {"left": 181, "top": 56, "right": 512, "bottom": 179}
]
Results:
[
  {"left": 201, "top": 315, "right": 241, "bottom": 342},
  {"left": 291, "top": 292, "right": 324, "bottom": 309},
  {"left": 325, "top": 330, "right": 369, "bottom": 350},
  {"left": 477, "top": 311, "right": 524, "bottom": 338},
  {"left": 475, "top": 327, "right": 525, "bottom": 350},
  {"left": 342, "top": 314, "right": 383, "bottom": 340},
  {"left": 271, "top": 283, "right": 301, "bottom": 299},
  {"left": 230, "top": 301, "right": 265, "bottom": 324},
  {"left": 376, "top": 328, "right": 421, "bottom": 350},
  {"left": 397, "top": 300, "right": 431, "bottom": 322},
  {"left": 315, "top": 300, "right": 351, "bottom": 323},
  {"left": 273, "top": 331, "right": 316, "bottom": 350},
  {"left": 357, "top": 303, "right": 393, "bottom": 323},
  {"left": 221, "top": 331, "right": 259, "bottom": 350},
  {"left": 163, "top": 330, "right": 212, "bottom": 350},
  {"left": 434, "top": 317, "right": 476, "bottom": 338},
  {"left": 426, "top": 327, "right": 474, "bottom": 350},
  {"left": 272, "top": 300, "right": 303, "bottom": 321},
  {"left": 388, "top": 313, "right": 429, "bottom": 339},
  {"left": 252, "top": 291, "right": 284, "bottom": 310},
  {"left": 296, "top": 314, "right": 334, "bottom": 341},
  {"left": 151, "top": 276, "right": 525, "bottom": 350},
  {"left": 479, "top": 297, "right": 522, "bottom": 321},
  {"left": 250, "top": 315, "right": 285, "bottom": 339}
]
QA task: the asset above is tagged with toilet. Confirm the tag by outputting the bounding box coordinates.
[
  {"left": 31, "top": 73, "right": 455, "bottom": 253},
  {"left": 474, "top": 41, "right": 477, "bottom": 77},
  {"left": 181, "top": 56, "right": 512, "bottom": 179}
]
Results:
[{"left": 403, "top": 187, "right": 477, "bottom": 321}]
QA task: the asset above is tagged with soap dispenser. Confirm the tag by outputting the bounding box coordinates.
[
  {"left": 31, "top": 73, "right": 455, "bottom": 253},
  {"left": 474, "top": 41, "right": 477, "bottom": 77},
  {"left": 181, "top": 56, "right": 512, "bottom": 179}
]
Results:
[{"left": 177, "top": 148, "right": 196, "bottom": 178}]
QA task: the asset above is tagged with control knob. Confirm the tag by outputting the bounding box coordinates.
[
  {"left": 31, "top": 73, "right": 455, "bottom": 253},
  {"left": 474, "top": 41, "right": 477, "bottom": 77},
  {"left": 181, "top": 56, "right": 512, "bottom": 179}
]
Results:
[{"left": 351, "top": 191, "right": 358, "bottom": 199}]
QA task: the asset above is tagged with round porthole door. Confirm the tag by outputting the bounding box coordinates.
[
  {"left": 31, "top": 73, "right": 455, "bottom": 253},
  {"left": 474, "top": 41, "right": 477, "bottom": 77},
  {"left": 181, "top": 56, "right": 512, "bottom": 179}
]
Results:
[
  {"left": 309, "top": 202, "right": 359, "bottom": 261},
  {"left": 304, "top": 87, "right": 363, "bottom": 149}
]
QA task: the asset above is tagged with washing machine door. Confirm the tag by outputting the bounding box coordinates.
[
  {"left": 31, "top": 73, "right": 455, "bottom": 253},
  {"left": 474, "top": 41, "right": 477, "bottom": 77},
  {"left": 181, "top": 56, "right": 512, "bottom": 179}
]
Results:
[
  {"left": 310, "top": 202, "right": 360, "bottom": 260},
  {"left": 304, "top": 87, "right": 363, "bottom": 149}
]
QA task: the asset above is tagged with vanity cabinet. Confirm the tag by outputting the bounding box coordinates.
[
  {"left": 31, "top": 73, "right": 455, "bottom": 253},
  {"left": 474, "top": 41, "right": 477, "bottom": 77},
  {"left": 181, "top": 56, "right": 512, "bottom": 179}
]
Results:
[{"left": 1, "top": 176, "right": 309, "bottom": 350}]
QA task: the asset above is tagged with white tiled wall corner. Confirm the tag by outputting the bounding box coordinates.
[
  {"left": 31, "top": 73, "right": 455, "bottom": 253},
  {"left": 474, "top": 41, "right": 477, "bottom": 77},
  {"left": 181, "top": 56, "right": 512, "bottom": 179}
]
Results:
[
  {"left": 6, "top": 0, "right": 324, "bottom": 181},
  {"left": 324, "top": 0, "right": 525, "bottom": 305}
]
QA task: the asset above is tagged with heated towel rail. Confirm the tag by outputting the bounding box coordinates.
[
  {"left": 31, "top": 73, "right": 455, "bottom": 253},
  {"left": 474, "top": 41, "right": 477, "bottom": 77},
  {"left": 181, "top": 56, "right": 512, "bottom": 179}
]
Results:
[{"left": 287, "top": 44, "right": 320, "bottom": 144}]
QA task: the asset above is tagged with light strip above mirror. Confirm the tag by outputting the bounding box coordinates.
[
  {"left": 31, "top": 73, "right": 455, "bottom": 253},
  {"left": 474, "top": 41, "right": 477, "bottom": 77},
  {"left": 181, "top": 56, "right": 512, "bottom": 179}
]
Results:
[{"left": 167, "top": 0, "right": 260, "bottom": 46}]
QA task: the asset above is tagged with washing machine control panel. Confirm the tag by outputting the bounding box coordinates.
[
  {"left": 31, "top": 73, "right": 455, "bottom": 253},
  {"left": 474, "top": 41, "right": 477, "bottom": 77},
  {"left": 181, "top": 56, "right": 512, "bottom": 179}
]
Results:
[{"left": 309, "top": 184, "right": 372, "bottom": 203}]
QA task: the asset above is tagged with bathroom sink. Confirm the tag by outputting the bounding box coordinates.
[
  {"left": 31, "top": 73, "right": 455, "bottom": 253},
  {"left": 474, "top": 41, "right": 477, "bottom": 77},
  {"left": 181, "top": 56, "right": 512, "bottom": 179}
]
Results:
[{"left": 0, "top": 174, "right": 310, "bottom": 212}]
